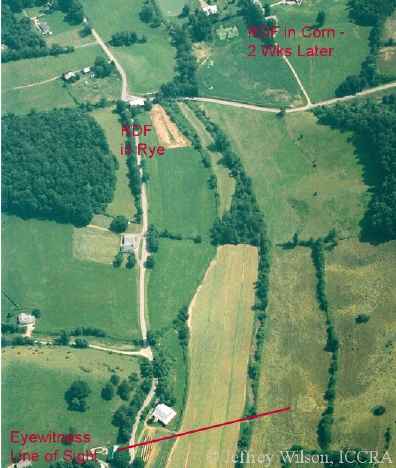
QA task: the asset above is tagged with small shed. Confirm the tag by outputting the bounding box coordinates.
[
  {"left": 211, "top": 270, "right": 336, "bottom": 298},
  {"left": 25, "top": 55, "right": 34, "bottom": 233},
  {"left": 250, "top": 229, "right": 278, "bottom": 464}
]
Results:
[
  {"left": 63, "top": 71, "right": 76, "bottom": 81},
  {"left": 202, "top": 4, "right": 218, "bottom": 15},
  {"left": 17, "top": 313, "right": 36, "bottom": 326},
  {"left": 120, "top": 234, "right": 136, "bottom": 253},
  {"left": 152, "top": 404, "right": 177, "bottom": 426}
]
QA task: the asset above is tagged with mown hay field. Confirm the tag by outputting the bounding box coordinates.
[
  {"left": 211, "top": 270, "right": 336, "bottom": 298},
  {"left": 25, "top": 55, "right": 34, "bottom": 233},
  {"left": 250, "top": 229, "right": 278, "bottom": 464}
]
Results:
[
  {"left": 1, "top": 347, "right": 140, "bottom": 467},
  {"left": 327, "top": 239, "right": 396, "bottom": 460},
  {"left": 2, "top": 215, "right": 139, "bottom": 342},
  {"left": 250, "top": 247, "right": 329, "bottom": 466},
  {"left": 168, "top": 245, "right": 258, "bottom": 468}
]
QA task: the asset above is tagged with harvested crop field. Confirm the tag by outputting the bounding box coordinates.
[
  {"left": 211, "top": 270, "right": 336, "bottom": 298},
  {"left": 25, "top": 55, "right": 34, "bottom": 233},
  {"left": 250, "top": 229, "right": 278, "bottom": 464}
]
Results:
[
  {"left": 168, "top": 245, "right": 258, "bottom": 467},
  {"left": 150, "top": 104, "right": 190, "bottom": 149}
]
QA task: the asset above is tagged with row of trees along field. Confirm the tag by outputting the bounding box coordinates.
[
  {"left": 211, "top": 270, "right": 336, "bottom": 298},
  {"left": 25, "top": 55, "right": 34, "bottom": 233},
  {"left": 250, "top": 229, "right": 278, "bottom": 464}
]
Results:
[
  {"left": 335, "top": 0, "right": 396, "bottom": 96},
  {"left": 2, "top": 109, "right": 117, "bottom": 227},
  {"left": 314, "top": 95, "right": 396, "bottom": 243}
]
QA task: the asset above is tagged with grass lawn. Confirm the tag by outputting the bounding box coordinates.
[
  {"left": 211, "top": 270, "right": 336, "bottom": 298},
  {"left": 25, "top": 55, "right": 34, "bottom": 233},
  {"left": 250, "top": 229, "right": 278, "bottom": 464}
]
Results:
[
  {"left": 168, "top": 245, "right": 258, "bottom": 467},
  {"left": 157, "top": 0, "right": 186, "bottom": 17},
  {"left": 378, "top": 46, "right": 396, "bottom": 78},
  {"left": 327, "top": 239, "right": 396, "bottom": 459},
  {"left": 81, "top": 0, "right": 175, "bottom": 93},
  {"left": 2, "top": 346, "right": 140, "bottom": 467},
  {"left": 200, "top": 104, "right": 369, "bottom": 243},
  {"left": 275, "top": 0, "right": 370, "bottom": 102},
  {"left": 197, "top": 18, "right": 303, "bottom": 107},
  {"left": 2, "top": 80, "right": 75, "bottom": 115},
  {"left": 147, "top": 145, "right": 217, "bottom": 238},
  {"left": 44, "top": 11, "right": 94, "bottom": 47},
  {"left": 250, "top": 247, "right": 329, "bottom": 465},
  {"left": 92, "top": 108, "right": 135, "bottom": 220},
  {"left": 178, "top": 102, "right": 235, "bottom": 216},
  {"left": 2, "top": 215, "right": 139, "bottom": 342},
  {"left": 2, "top": 46, "right": 105, "bottom": 89}
]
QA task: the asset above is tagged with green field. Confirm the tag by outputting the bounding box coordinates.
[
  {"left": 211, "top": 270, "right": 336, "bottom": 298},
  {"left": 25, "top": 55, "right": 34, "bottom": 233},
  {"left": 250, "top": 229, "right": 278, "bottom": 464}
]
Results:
[
  {"left": 2, "top": 46, "right": 105, "bottom": 89},
  {"left": 197, "top": 18, "right": 303, "bottom": 107},
  {"left": 275, "top": 0, "right": 370, "bottom": 102},
  {"left": 327, "top": 239, "right": 396, "bottom": 460},
  {"left": 81, "top": 0, "right": 175, "bottom": 93},
  {"left": 200, "top": 104, "right": 369, "bottom": 243},
  {"left": 2, "top": 215, "right": 139, "bottom": 342},
  {"left": 2, "top": 346, "right": 139, "bottom": 467},
  {"left": 45, "top": 11, "right": 94, "bottom": 47},
  {"left": 178, "top": 102, "right": 235, "bottom": 216},
  {"left": 169, "top": 245, "right": 258, "bottom": 467},
  {"left": 250, "top": 247, "right": 329, "bottom": 465},
  {"left": 378, "top": 46, "right": 396, "bottom": 77},
  {"left": 157, "top": 0, "right": 186, "bottom": 17},
  {"left": 147, "top": 146, "right": 217, "bottom": 238},
  {"left": 93, "top": 108, "right": 135, "bottom": 220},
  {"left": 2, "top": 80, "right": 75, "bottom": 115}
]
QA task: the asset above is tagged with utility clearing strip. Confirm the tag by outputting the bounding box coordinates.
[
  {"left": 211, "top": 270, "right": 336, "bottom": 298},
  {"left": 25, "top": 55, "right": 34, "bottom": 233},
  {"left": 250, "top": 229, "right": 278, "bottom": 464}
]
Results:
[{"left": 118, "top": 406, "right": 291, "bottom": 451}]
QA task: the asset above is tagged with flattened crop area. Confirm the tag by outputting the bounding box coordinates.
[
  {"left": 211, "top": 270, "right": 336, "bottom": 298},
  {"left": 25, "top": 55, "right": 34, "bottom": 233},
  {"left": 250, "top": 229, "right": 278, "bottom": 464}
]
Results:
[
  {"left": 168, "top": 245, "right": 258, "bottom": 467},
  {"left": 150, "top": 105, "right": 190, "bottom": 149}
]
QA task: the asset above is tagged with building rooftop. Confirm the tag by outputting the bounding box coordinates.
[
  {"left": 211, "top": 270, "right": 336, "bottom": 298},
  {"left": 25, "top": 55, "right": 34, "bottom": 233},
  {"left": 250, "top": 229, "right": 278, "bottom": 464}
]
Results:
[
  {"left": 17, "top": 313, "right": 36, "bottom": 325},
  {"left": 152, "top": 404, "right": 177, "bottom": 426}
]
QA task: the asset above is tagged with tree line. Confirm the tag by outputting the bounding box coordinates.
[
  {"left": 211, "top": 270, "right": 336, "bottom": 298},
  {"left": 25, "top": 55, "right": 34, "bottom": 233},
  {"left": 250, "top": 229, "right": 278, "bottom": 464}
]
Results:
[
  {"left": 314, "top": 96, "right": 396, "bottom": 243},
  {"left": 110, "top": 31, "right": 147, "bottom": 47},
  {"left": 2, "top": 109, "right": 117, "bottom": 227}
]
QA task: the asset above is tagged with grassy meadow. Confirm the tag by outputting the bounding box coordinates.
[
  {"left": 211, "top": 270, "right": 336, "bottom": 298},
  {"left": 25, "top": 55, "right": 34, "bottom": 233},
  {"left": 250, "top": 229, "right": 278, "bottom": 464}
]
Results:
[
  {"left": 81, "top": 0, "right": 175, "bottom": 93},
  {"left": 275, "top": 0, "right": 371, "bottom": 102},
  {"left": 2, "top": 215, "right": 139, "bottom": 342},
  {"left": 147, "top": 146, "right": 217, "bottom": 238},
  {"left": 93, "top": 108, "right": 135, "bottom": 220},
  {"left": 2, "top": 346, "right": 139, "bottom": 467},
  {"left": 196, "top": 18, "right": 303, "bottom": 107},
  {"left": 178, "top": 102, "right": 235, "bottom": 216},
  {"left": 327, "top": 240, "right": 396, "bottom": 460},
  {"left": 2, "top": 46, "right": 104, "bottom": 89},
  {"left": 168, "top": 245, "right": 258, "bottom": 467},
  {"left": 200, "top": 104, "right": 369, "bottom": 243},
  {"left": 250, "top": 247, "right": 329, "bottom": 465}
]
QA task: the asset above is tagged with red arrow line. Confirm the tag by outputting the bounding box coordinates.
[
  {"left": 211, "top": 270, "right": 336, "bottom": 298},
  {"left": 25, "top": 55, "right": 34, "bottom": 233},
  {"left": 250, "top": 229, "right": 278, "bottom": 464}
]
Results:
[{"left": 117, "top": 406, "right": 291, "bottom": 452}]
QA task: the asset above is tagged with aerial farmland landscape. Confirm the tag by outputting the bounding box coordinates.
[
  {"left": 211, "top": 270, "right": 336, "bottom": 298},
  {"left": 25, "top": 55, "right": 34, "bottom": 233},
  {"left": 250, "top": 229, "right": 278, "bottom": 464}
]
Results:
[{"left": 1, "top": 0, "right": 396, "bottom": 467}]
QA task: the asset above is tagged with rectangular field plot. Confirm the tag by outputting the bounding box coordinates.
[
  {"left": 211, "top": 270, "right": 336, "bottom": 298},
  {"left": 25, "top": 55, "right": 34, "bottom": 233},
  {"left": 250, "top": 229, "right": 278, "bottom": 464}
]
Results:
[
  {"left": 250, "top": 247, "right": 329, "bottom": 466},
  {"left": 327, "top": 240, "right": 396, "bottom": 460},
  {"left": 2, "top": 215, "right": 139, "bottom": 342},
  {"left": 168, "top": 245, "right": 258, "bottom": 467}
]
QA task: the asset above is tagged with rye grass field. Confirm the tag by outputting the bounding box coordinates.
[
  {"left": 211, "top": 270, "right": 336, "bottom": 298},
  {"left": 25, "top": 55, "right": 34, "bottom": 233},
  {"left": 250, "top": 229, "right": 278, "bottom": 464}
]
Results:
[
  {"left": 196, "top": 18, "right": 303, "bottom": 107},
  {"left": 275, "top": 0, "right": 370, "bottom": 101},
  {"left": 199, "top": 104, "right": 369, "bottom": 243},
  {"left": 250, "top": 247, "right": 329, "bottom": 464},
  {"left": 2, "top": 347, "right": 139, "bottom": 467},
  {"left": 168, "top": 245, "right": 258, "bottom": 467},
  {"left": 327, "top": 240, "right": 396, "bottom": 460},
  {"left": 81, "top": 0, "right": 175, "bottom": 93},
  {"left": 2, "top": 215, "right": 139, "bottom": 342}
]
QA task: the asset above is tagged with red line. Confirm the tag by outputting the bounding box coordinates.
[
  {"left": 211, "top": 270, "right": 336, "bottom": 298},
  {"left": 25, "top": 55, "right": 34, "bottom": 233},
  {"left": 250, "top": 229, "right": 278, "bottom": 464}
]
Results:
[{"left": 117, "top": 406, "right": 291, "bottom": 452}]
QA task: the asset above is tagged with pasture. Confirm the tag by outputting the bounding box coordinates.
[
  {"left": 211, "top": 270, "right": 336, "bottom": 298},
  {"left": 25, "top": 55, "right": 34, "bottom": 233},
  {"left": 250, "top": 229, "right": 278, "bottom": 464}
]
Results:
[
  {"left": 274, "top": 0, "right": 370, "bottom": 102},
  {"left": 2, "top": 215, "right": 139, "bottom": 342},
  {"left": 147, "top": 145, "right": 217, "bottom": 238},
  {"left": 93, "top": 108, "right": 135, "bottom": 219},
  {"left": 2, "top": 80, "right": 75, "bottom": 115},
  {"left": 250, "top": 247, "right": 329, "bottom": 465},
  {"left": 157, "top": 0, "right": 186, "bottom": 17},
  {"left": 199, "top": 104, "right": 369, "bottom": 243},
  {"left": 327, "top": 240, "right": 396, "bottom": 460},
  {"left": 178, "top": 102, "right": 235, "bottom": 216},
  {"left": 196, "top": 18, "right": 303, "bottom": 107},
  {"left": 168, "top": 245, "right": 258, "bottom": 467},
  {"left": 1, "top": 346, "right": 139, "bottom": 467},
  {"left": 2, "top": 46, "right": 104, "bottom": 89},
  {"left": 81, "top": 0, "right": 175, "bottom": 93}
]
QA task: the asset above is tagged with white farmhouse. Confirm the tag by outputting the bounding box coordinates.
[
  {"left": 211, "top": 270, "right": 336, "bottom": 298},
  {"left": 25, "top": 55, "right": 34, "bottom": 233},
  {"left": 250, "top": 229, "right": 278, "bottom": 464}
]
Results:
[
  {"left": 17, "top": 313, "right": 36, "bottom": 326},
  {"left": 152, "top": 404, "right": 177, "bottom": 426},
  {"left": 202, "top": 4, "right": 218, "bottom": 15}
]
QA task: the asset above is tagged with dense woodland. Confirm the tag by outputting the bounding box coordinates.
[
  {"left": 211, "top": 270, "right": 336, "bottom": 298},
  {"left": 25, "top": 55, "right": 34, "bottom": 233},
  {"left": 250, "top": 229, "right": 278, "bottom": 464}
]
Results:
[
  {"left": 2, "top": 109, "right": 116, "bottom": 227},
  {"left": 314, "top": 95, "right": 396, "bottom": 243}
]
